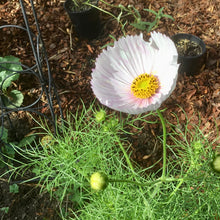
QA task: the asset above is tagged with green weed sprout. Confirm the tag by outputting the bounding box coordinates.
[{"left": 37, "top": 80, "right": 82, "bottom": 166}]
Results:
[
  {"left": 141, "top": 7, "right": 174, "bottom": 32},
  {"left": 119, "top": 5, "right": 174, "bottom": 32},
  {"left": 69, "top": 0, "right": 93, "bottom": 11},
  {"left": 88, "top": 2, "right": 174, "bottom": 35}
]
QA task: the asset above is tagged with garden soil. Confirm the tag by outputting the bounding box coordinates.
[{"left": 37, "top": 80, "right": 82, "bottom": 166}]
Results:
[{"left": 0, "top": 0, "right": 220, "bottom": 219}]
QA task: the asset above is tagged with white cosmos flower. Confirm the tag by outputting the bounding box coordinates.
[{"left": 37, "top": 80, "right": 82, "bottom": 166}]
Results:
[{"left": 91, "top": 32, "right": 179, "bottom": 114}]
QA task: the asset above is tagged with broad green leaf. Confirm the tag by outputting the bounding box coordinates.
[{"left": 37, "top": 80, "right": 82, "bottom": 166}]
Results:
[
  {"left": 0, "top": 56, "right": 22, "bottom": 90},
  {"left": 9, "top": 183, "right": 19, "bottom": 194},
  {"left": 0, "top": 56, "right": 22, "bottom": 72},
  {"left": 0, "top": 70, "right": 18, "bottom": 90},
  {"left": 2, "top": 90, "right": 24, "bottom": 108}
]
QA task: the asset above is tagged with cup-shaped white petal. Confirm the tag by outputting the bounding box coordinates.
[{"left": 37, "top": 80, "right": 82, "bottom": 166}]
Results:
[{"left": 91, "top": 32, "right": 179, "bottom": 114}]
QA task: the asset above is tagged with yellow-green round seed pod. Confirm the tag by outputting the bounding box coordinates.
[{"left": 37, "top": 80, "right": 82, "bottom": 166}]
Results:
[
  {"left": 40, "top": 135, "right": 53, "bottom": 147},
  {"left": 211, "top": 155, "right": 220, "bottom": 173},
  {"left": 90, "top": 172, "right": 109, "bottom": 191}
]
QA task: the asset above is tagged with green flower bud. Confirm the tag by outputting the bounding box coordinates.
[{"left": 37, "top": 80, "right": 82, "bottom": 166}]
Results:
[
  {"left": 90, "top": 172, "right": 109, "bottom": 191},
  {"left": 102, "top": 125, "right": 109, "bottom": 132},
  {"left": 109, "top": 118, "right": 119, "bottom": 128},
  {"left": 192, "top": 140, "right": 202, "bottom": 155},
  {"left": 211, "top": 155, "right": 220, "bottom": 173},
  {"left": 95, "top": 110, "right": 106, "bottom": 123}
]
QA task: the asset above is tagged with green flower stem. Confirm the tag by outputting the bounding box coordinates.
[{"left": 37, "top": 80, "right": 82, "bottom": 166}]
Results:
[
  {"left": 114, "top": 134, "right": 135, "bottom": 173},
  {"left": 108, "top": 177, "right": 191, "bottom": 188},
  {"left": 156, "top": 109, "right": 167, "bottom": 180},
  {"left": 114, "top": 109, "right": 167, "bottom": 181},
  {"left": 108, "top": 179, "right": 161, "bottom": 187},
  {"left": 168, "top": 178, "right": 184, "bottom": 201}
]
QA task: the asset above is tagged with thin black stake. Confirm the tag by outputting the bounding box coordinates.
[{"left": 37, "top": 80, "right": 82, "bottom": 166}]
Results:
[{"left": 0, "top": 0, "right": 64, "bottom": 183}]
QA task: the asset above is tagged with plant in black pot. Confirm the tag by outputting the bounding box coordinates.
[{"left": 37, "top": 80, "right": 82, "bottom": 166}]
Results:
[
  {"left": 171, "top": 33, "right": 206, "bottom": 75},
  {"left": 64, "top": 0, "right": 101, "bottom": 40}
]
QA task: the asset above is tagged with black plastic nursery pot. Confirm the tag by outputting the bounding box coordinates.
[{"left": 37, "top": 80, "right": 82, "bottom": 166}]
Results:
[
  {"left": 64, "top": 0, "right": 101, "bottom": 40},
  {"left": 171, "top": 33, "right": 206, "bottom": 75}
]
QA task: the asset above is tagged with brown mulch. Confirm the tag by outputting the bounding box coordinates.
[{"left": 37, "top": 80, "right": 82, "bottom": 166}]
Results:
[{"left": 0, "top": 0, "right": 220, "bottom": 219}]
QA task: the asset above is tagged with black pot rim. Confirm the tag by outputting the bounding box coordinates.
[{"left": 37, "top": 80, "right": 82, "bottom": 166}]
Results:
[
  {"left": 171, "top": 33, "right": 206, "bottom": 59},
  {"left": 64, "top": 0, "right": 99, "bottom": 14}
]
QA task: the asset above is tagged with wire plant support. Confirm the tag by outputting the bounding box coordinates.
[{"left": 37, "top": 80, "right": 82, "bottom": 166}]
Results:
[{"left": 0, "top": 0, "right": 63, "bottom": 162}]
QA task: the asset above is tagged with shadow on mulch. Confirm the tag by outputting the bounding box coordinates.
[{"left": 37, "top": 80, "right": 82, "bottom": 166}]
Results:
[{"left": 0, "top": 178, "right": 61, "bottom": 220}]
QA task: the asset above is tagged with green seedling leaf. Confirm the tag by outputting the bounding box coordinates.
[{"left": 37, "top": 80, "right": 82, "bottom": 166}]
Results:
[
  {"left": 32, "top": 167, "right": 41, "bottom": 175},
  {"left": 142, "top": 7, "right": 174, "bottom": 32},
  {"left": 9, "top": 183, "right": 19, "bottom": 194},
  {"left": 116, "top": 10, "right": 123, "bottom": 23},
  {"left": 0, "top": 126, "right": 8, "bottom": 142},
  {"left": 0, "top": 158, "right": 6, "bottom": 168},
  {"left": 157, "top": 7, "right": 174, "bottom": 20},
  {"left": 0, "top": 207, "right": 9, "bottom": 214},
  {"left": 0, "top": 126, "right": 12, "bottom": 168},
  {"left": 132, "top": 6, "right": 141, "bottom": 18},
  {"left": 131, "top": 22, "right": 147, "bottom": 30},
  {"left": 162, "top": 14, "right": 174, "bottom": 21},
  {"left": 109, "top": 34, "right": 116, "bottom": 41},
  {"left": 158, "top": 7, "right": 164, "bottom": 15},
  {"left": 101, "top": 35, "right": 117, "bottom": 49},
  {"left": 143, "top": 8, "right": 158, "bottom": 16},
  {"left": 2, "top": 145, "right": 15, "bottom": 158},
  {"left": 2, "top": 90, "right": 24, "bottom": 108},
  {"left": 131, "top": 21, "right": 153, "bottom": 31},
  {"left": 18, "top": 135, "right": 36, "bottom": 148},
  {"left": 0, "top": 56, "right": 22, "bottom": 90}
]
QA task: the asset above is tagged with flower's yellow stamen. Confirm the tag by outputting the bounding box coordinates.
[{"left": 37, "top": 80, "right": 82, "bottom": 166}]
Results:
[{"left": 131, "top": 73, "right": 159, "bottom": 99}]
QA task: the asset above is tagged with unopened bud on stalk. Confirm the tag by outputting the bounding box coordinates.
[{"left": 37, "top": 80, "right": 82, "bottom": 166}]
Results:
[
  {"left": 192, "top": 140, "right": 202, "bottom": 154},
  {"left": 211, "top": 155, "right": 220, "bottom": 173},
  {"left": 94, "top": 110, "right": 106, "bottom": 122},
  {"left": 90, "top": 172, "right": 109, "bottom": 191}
]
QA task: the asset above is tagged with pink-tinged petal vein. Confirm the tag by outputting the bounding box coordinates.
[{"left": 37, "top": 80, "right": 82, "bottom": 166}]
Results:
[{"left": 91, "top": 32, "right": 179, "bottom": 114}]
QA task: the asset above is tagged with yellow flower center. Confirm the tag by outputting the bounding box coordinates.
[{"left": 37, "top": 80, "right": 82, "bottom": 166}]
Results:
[{"left": 131, "top": 73, "right": 159, "bottom": 99}]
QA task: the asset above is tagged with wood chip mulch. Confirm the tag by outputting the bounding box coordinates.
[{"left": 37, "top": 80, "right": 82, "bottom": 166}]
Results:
[{"left": 0, "top": 0, "right": 220, "bottom": 218}]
